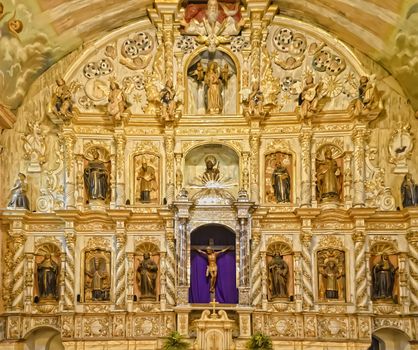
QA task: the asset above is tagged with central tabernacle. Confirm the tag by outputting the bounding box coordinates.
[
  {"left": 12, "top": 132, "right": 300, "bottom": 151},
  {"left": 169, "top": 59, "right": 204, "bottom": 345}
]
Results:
[{"left": 189, "top": 224, "right": 238, "bottom": 303}]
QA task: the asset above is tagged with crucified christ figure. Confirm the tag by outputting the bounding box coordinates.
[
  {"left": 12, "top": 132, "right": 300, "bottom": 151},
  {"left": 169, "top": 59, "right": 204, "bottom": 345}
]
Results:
[{"left": 197, "top": 247, "right": 230, "bottom": 293}]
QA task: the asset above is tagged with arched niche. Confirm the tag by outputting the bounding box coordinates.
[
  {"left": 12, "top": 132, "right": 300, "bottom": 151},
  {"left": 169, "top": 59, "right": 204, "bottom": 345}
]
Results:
[
  {"left": 184, "top": 143, "right": 239, "bottom": 202},
  {"left": 185, "top": 48, "right": 239, "bottom": 115},
  {"left": 372, "top": 328, "right": 410, "bottom": 350},
  {"left": 24, "top": 327, "right": 64, "bottom": 350},
  {"left": 189, "top": 224, "right": 237, "bottom": 304},
  {"left": 134, "top": 242, "right": 160, "bottom": 302}
]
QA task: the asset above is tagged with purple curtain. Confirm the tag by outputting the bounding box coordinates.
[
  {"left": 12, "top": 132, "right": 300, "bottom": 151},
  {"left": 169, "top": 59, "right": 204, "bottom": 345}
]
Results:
[{"left": 189, "top": 250, "right": 238, "bottom": 303}]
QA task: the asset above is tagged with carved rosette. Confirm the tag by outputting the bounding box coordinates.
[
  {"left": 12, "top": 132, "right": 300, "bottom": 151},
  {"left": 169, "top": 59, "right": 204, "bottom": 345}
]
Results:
[
  {"left": 299, "top": 131, "right": 312, "bottom": 207},
  {"left": 300, "top": 231, "right": 314, "bottom": 310},
  {"left": 115, "top": 233, "right": 127, "bottom": 308},
  {"left": 11, "top": 234, "right": 27, "bottom": 310},
  {"left": 407, "top": 232, "right": 418, "bottom": 311},
  {"left": 64, "top": 232, "right": 76, "bottom": 309},
  {"left": 250, "top": 228, "right": 262, "bottom": 306},
  {"left": 352, "top": 231, "right": 368, "bottom": 310}
]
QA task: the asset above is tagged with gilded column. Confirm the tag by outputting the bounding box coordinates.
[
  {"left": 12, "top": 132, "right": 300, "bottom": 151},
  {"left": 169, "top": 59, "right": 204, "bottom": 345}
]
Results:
[
  {"left": 63, "top": 133, "right": 76, "bottom": 208},
  {"left": 165, "top": 229, "right": 176, "bottom": 306},
  {"left": 162, "top": 16, "right": 174, "bottom": 80},
  {"left": 293, "top": 252, "right": 303, "bottom": 312},
  {"left": 75, "top": 154, "right": 84, "bottom": 209},
  {"left": 300, "top": 230, "right": 313, "bottom": 310},
  {"left": 352, "top": 128, "right": 368, "bottom": 207},
  {"left": 11, "top": 232, "right": 26, "bottom": 310},
  {"left": 165, "top": 132, "right": 175, "bottom": 204},
  {"left": 2, "top": 233, "right": 14, "bottom": 310},
  {"left": 126, "top": 252, "right": 134, "bottom": 311},
  {"left": 63, "top": 228, "right": 76, "bottom": 310},
  {"left": 115, "top": 228, "right": 127, "bottom": 309},
  {"left": 352, "top": 230, "right": 368, "bottom": 310},
  {"left": 250, "top": 223, "right": 262, "bottom": 306},
  {"left": 114, "top": 134, "right": 126, "bottom": 207},
  {"left": 249, "top": 16, "right": 263, "bottom": 82},
  {"left": 24, "top": 253, "right": 34, "bottom": 312},
  {"left": 407, "top": 231, "right": 418, "bottom": 311},
  {"left": 299, "top": 131, "right": 312, "bottom": 207},
  {"left": 241, "top": 152, "right": 250, "bottom": 193},
  {"left": 249, "top": 135, "right": 260, "bottom": 202}
]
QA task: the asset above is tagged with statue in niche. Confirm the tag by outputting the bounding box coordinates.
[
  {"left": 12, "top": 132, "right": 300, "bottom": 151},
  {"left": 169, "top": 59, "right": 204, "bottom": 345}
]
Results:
[
  {"left": 22, "top": 120, "right": 46, "bottom": 168},
  {"left": 196, "top": 246, "right": 230, "bottom": 294},
  {"left": 316, "top": 147, "right": 342, "bottom": 202},
  {"left": 372, "top": 254, "right": 398, "bottom": 301},
  {"left": 137, "top": 252, "right": 158, "bottom": 300},
  {"left": 7, "top": 173, "right": 30, "bottom": 210},
  {"left": 271, "top": 161, "right": 290, "bottom": 203},
  {"left": 202, "top": 155, "right": 220, "bottom": 183},
  {"left": 348, "top": 75, "right": 381, "bottom": 118},
  {"left": 401, "top": 173, "right": 418, "bottom": 208},
  {"left": 160, "top": 78, "right": 178, "bottom": 121},
  {"left": 318, "top": 249, "right": 345, "bottom": 301},
  {"left": 50, "top": 78, "right": 79, "bottom": 123},
  {"left": 137, "top": 160, "right": 157, "bottom": 203},
  {"left": 298, "top": 75, "right": 324, "bottom": 121},
  {"left": 268, "top": 254, "right": 289, "bottom": 299},
  {"left": 37, "top": 253, "right": 59, "bottom": 300},
  {"left": 107, "top": 81, "right": 128, "bottom": 122},
  {"left": 84, "top": 149, "right": 109, "bottom": 202},
  {"left": 85, "top": 251, "right": 110, "bottom": 301}
]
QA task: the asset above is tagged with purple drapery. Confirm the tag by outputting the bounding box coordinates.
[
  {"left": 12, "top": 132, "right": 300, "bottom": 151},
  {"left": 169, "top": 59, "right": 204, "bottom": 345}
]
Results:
[{"left": 189, "top": 250, "right": 238, "bottom": 303}]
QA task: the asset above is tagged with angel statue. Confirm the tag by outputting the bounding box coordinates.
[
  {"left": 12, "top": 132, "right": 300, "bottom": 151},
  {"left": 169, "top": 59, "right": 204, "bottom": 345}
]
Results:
[
  {"left": 348, "top": 75, "right": 381, "bottom": 118},
  {"left": 298, "top": 75, "right": 325, "bottom": 122},
  {"left": 50, "top": 78, "right": 79, "bottom": 123},
  {"left": 159, "top": 78, "right": 179, "bottom": 121},
  {"left": 107, "top": 81, "right": 129, "bottom": 123}
]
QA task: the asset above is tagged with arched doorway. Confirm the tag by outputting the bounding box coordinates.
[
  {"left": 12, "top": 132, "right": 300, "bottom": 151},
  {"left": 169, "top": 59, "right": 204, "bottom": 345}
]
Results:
[
  {"left": 24, "top": 327, "right": 64, "bottom": 350},
  {"left": 189, "top": 224, "right": 238, "bottom": 304},
  {"left": 370, "top": 328, "right": 411, "bottom": 350}
]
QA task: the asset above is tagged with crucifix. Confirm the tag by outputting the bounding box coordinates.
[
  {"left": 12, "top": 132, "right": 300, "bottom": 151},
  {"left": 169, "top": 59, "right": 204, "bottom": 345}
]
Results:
[{"left": 192, "top": 238, "right": 234, "bottom": 299}]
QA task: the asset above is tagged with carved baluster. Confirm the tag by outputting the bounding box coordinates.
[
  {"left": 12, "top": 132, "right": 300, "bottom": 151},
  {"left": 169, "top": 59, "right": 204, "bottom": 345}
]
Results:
[
  {"left": 249, "top": 135, "right": 260, "bottom": 202},
  {"left": 114, "top": 134, "right": 126, "bottom": 207},
  {"left": 299, "top": 131, "right": 312, "bottom": 207},
  {"left": 11, "top": 233, "right": 26, "bottom": 310},
  {"left": 300, "top": 231, "right": 313, "bottom": 310},
  {"left": 64, "top": 231, "right": 76, "bottom": 310},
  {"left": 63, "top": 133, "right": 76, "bottom": 208},
  {"left": 352, "top": 128, "right": 368, "bottom": 207},
  {"left": 399, "top": 252, "right": 408, "bottom": 313},
  {"left": 159, "top": 251, "right": 167, "bottom": 310},
  {"left": 407, "top": 231, "right": 418, "bottom": 312},
  {"left": 174, "top": 153, "right": 183, "bottom": 194},
  {"left": 126, "top": 252, "right": 134, "bottom": 311},
  {"left": 165, "top": 134, "right": 175, "bottom": 205},
  {"left": 250, "top": 21, "right": 262, "bottom": 82},
  {"left": 293, "top": 252, "right": 303, "bottom": 312},
  {"left": 241, "top": 152, "right": 250, "bottom": 192},
  {"left": 343, "top": 152, "right": 353, "bottom": 204},
  {"left": 24, "top": 253, "right": 34, "bottom": 312},
  {"left": 250, "top": 226, "right": 262, "bottom": 306},
  {"left": 115, "top": 231, "right": 127, "bottom": 309},
  {"left": 352, "top": 231, "right": 368, "bottom": 310}
]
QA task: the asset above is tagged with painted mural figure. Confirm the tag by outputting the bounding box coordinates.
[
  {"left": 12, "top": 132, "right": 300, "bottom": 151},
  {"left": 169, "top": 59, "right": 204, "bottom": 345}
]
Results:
[
  {"left": 268, "top": 254, "right": 289, "bottom": 298},
  {"left": 319, "top": 258, "right": 344, "bottom": 300},
  {"left": 7, "top": 173, "right": 30, "bottom": 210},
  {"left": 137, "top": 252, "right": 158, "bottom": 299},
  {"left": 197, "top": 247, "right": 229, "bottom": 293},
  {"left": 316, "top": 147, "right": 341, "bottom": 201},
  {"left": 401, "top": 173, "right": 418, "bottom": 208},
  {"left": 37, "top": 254, "right": 59, "bottom": 299},
  {"left": 137, "top": 161, "right": 156, "bottom": 203},
  {"left": 271, "top": 162, "right": 290, "bottom": 203},
  {"left": 84, "top": 149, "right": 109, "bottom": 201},
  {"left": 372, "top": 255, "right": 397, "bottom": 300}
]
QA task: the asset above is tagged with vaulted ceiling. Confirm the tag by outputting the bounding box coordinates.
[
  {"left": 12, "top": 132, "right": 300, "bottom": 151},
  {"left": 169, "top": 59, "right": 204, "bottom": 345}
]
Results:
[{"left": 1, "top": 0, "right": 417, "bottom": 125}]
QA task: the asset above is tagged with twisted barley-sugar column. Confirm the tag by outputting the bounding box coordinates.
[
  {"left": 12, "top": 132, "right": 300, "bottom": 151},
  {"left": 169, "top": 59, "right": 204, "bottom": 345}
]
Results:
[
  {"left": 407, "top": 232, "right": 418, "bottom": 311},
  {"left": 300, "top": 231, "right": 313, "bottom": 310},
  {"left": 353, "top": 231, "right": 368, "bottom": 310},
  {"left": 250, "top": 230, "right": 262, "bottom": 306},
  {"left": 115, "top": 233, "right": 126, "bottom": 308},
  {"left": 64, "top": 232, "right": 75, "bottom": 309},
  {"left": 165, "top": 236, "right": 176, "bottom": 305},
  {"left": 12, "top": 234, "right": 26, "bottom": 310}
]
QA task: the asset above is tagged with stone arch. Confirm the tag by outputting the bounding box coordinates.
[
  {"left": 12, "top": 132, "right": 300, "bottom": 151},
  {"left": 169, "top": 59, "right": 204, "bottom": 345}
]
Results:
[
  {"left": 23, "top": 326, "right": 64, "bottom": 350},
  {"left": 372, "top": 327, "right": 410, "bottom": 350}
]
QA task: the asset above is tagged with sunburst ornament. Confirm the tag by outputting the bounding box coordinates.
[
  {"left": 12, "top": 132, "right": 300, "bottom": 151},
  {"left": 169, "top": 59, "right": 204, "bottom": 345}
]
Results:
[{"left": 323, "top": 76, "right": 343, "bottom": 97}]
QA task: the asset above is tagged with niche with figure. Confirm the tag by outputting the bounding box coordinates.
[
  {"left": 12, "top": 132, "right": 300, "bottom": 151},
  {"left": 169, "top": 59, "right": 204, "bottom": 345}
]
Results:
[
  {"left": 186, "top": 50, "right": 238, "bottom": 115},
  {"left": 83, "top": 147, "right": 111, "bottom": 204},
  {"left": 134, "top": 242, "right": 160, "bottom": 301},
  {"left": 370, "top": 242, "right": 399, "bottom": 303},
  {"left": 84, "top": 249, "right": 111, "bottom": 302},
  {"left": 317, "top": 249, "right": 345, "bottom": 301},
  {"left": 266, "top": 241, "right": 293, "bottom": 301},
  {"left": 134, "top": 153, "right": 159, "bottom": 204},
  {"left": 265, "top": 152, "right": 293, "bottom": 204},
  {"left": 315, "top": 145, "right": 344, "bottom": 203},
  {"left": 34, "top": 243, "right": 60, "bottom": 302}
]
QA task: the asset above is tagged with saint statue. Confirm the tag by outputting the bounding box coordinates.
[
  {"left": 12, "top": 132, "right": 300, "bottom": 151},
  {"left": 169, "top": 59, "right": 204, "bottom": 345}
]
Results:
[
  {"left": 137, "top": 252, "right": 158, "bottom": 299},
  {"left": 205, "top": 61, "right": 224, "bottom": 114},
  {"left": 372, "top": 255, "right": 398, "bottom": 300},
  {"left": 84, "top": 149, "right": 109, "bottom": 202},
  {"left": 197, "top": 247, "right": 230, "bottom": 293},
  {"left": 137, "top": 161, "right": 157, "bottom": 203},
  {"left": 85, "top": 255, "right": 110, "bottom": 301},
  {"left": 107, "top": 81, "right": 128, "bottom": 122},
  {"left": 202, "top": 155, "right": 220, "bottom": 183},
  {"left": 7, "top": 173, "right": 30, "bottom": 210},
  {"left": 401, "top": 173, "right": 418, "bottom": 208},
  {"left": 271, "top": 162, "right": 290, "bottom": 203},
  {"left": 319, "top": 258, "right": 344, "bottom": 300},
  {"left": 37, "top": 254, "right": 59, "bottom": 299},
  {"left": 316, "top": 147, "right": 342, "bottom": 201},
  {"left": 247, "top": 82, "right": 264, "bottom": 117},
  {"left": 160, "top": 79, "right": 177, "bottom": 121},
  {"left": 268, "top": 254, "right": 289, "bottom": 299}
]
